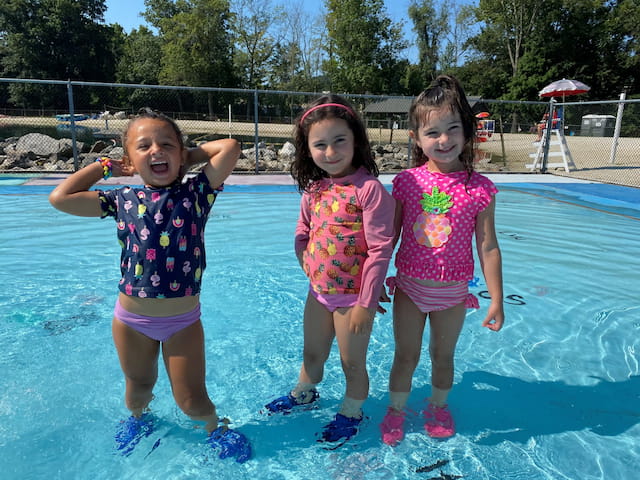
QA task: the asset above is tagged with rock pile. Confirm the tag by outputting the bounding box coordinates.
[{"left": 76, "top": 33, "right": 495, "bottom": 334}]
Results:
[{"left": 0, "top": 132, "right": 408, "bottom": 173}]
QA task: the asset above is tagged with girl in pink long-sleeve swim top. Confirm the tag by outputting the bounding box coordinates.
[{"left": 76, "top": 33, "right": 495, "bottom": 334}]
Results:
[{"left": 264, "top": 95, "right": 396, "bottom": 446}]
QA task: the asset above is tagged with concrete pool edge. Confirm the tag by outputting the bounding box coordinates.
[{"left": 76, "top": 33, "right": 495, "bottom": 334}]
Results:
[{"left": 18, "top": 171, "right": 602, "bottom": 187}]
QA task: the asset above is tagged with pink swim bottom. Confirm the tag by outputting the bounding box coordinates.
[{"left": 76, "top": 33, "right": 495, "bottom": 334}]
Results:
[
  {"left": 114, "top": 299, "right": 201, "bottom": 342},
  {"left": 309, "top": 286, "right": 358, "bottom": 312},
  {"left": 386, "top": 273, "right": 479, "bottom": 314}
]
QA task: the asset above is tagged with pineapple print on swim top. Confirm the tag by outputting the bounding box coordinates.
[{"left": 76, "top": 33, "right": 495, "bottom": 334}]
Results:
[
  {"left": 303, "top": 182, "right": 367, "bottom": 295},
  {"left": 391, "top": 167, "right": 498, "bottom": 283},
  {"left": 413, "top": 186, "right": 453, "bottom": 248}
]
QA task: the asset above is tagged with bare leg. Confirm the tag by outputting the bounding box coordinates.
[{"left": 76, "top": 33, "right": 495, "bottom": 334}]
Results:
[
  {"left": 428, "top": 303, "right": 466, "bottom": 405},
  {"left": 334, "top": 306, "right": 371, "bottom": 404},
  {"left": 162, "top": 320, "right": 218, "bottom": 433},
  {"left": 112, "top": 318, "right": 160, "bottom": 417},
  {"left": 388, "top": 287, "right": 427, "bottom": 398},
  {"left": 296, "top": 293, "right": 335, "bottom": 389}
]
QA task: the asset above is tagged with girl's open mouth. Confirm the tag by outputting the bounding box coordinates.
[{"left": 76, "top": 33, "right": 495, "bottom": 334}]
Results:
[{"left": 150, "top": 161, "right": 169, "bottom": 173}]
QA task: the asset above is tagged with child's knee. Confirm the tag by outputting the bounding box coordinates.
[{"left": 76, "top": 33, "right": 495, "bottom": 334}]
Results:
[
  {"left": 340, "top": 358, "right": 367, "bottom": 379},
  {"left": 430, "top": 349, "right": 454, "bottom": 368},
  {"left": 174, "top": 389, "right": 212, "bottom": 417},
  {"left": 302, "top": 348, "right": 329, "bottom": 366},
  {"left": 394, "top": 350, "right": 420, "bottom": 370},
  {"left": 177, "top": 394, "right": 218, "bottom": 432}
]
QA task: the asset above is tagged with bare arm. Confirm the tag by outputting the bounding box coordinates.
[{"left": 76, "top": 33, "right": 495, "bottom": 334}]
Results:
[
  {"left": 475, "top": 197, "right": 505, "bottom": 331},
  {"left": 48, "top": 159, "right": 132, "bottom": 217},
  {"left": 184, "top": 138, "right": 240, "bottom": 189},
  {"left": 378, "top": 200, "right": 403, "bottom": 307},
  {"left": 392, "top": 200, "right": 403, "bottom": 249},
  {"left": 294, "top": 192, "right": 311, "bottom": 270},
  {"left": 348, "top": 305, "right": 377, "bottom": 335}
]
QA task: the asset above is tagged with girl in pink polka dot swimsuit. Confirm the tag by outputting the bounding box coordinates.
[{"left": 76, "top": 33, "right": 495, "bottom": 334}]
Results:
[{"left": 379, "top": 76, "right": 505, "bottom": 446}]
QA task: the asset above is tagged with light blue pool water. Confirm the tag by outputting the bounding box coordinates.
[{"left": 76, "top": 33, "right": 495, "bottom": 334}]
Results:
[{"left": 1, "top": 179, "right": 639, "bottom": 480}]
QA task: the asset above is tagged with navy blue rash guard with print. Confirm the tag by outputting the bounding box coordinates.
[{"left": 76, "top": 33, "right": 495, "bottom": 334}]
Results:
[{"left": 98, "top": 172, "right": 221, "bottom": 298}]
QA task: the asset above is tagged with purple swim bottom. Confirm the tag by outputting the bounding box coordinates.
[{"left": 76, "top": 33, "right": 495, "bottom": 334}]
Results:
[{"left": 114, "top": 299, "right": 201, "bottom": 342}]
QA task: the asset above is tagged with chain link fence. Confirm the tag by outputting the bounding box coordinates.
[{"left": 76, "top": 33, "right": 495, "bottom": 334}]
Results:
[{"left": 1, "top": 78, "right": 638, "bottom": 188}]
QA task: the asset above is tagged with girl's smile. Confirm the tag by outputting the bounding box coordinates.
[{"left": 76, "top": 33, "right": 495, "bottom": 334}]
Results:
[{"left": 307, "top": 118, "right": 356, "bottom": 178}]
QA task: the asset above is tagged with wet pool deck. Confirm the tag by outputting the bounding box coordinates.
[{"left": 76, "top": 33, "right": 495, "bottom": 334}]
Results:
[{"left": 22, "top": 172, "right": 597, "bottom": 187}]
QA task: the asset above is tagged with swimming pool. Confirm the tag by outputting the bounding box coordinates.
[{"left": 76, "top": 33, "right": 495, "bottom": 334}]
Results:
[{"left": 1, "top": 178, "right": 639, "bottom": 479}]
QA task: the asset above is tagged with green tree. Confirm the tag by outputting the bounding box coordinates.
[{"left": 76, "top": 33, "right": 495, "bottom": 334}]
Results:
[
  {"left": 144, "top": 0, "right": 237, "bottom": 116},
  {"left": 609, "top": 0, "right": 639, "bottom": 93},
  {"left": 474, "top": 0, "right": 540, "bottom": 88},
  {"left": 408, "top": 0, "right": 449, "bottom": 83},
  {"left": 114, "top": 27, "right": 166, "bottom": 109},
  {"left": 266, "top": 41, "right": 302, "bottom": 90},
  {"left": 506, "top": 0, "right": 639, "bottom": 100},
  {"left": 458, "top": 10, "right": 516, "bottom": 99},
  {"left": 146, "top": 0, "right": 236, "bottom": 88},
  {"left": 440, "top": 3, "right": 477, "bottom": 71},
  {"left": 324, "top": 0, "right": 406, "bottom": 94},
  {"left": 231, "top": 0, "right": 284, "bottom": 89},
  {"left": 270, "top": 2, "right": 329, "bottom": 92},
  {"left": 458, "top": 0, "right": 542, "bottom": 130},
  {"left": 464, "top": 0, "right": 639, "bottom": 101},
  {"left": 0, "top": 0, "right": 116, "bottom": 108},
  {"left": 115, "top": 27, "right": 162, "bottom": 86}
]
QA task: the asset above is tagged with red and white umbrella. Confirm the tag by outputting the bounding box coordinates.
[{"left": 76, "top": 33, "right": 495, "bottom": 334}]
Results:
[
  {"left": 475, "top": 111, "right": 491, "bottom": 118},
  {"left": 539, "top": 78, "right": 590, "bottom": 99}
]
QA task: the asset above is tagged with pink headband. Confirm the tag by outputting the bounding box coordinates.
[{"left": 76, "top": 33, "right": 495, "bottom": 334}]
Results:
[{"left": 300, "top": 102, "right": 356, "bottom": 123}]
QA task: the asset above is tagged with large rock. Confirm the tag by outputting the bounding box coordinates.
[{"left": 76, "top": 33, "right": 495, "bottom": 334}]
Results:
[{"left": 11, "top": 133, "right": 84, "bottom": 157}]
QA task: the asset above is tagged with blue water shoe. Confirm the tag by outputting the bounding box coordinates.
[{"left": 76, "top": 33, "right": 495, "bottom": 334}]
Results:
[
  {"left": 264, "top": 389, "right": 319, "bottom": 414},
  {"left": 115, "top": 413, "right": 155, "bottom": 456},
  {"left": 207, "top": 427, "right": 252, "bottom": 463},
  {"left": 318, "top": 413, "right": 362, "bottom": 444}
]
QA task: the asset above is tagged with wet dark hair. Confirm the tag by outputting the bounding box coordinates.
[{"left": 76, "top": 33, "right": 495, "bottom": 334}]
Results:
[
  {"left": 408, "top": 75, "right": 476, "bottom": 178},
  {"left": 290, "top": 94, "right": 378, "bottom": 193},
  {"left": 121, "top": 107, "right": 185, "bottom": 161}
]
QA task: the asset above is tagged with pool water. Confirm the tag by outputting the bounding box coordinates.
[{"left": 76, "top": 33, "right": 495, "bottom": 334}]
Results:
[{"left": 0, "top": 181, "right": 639, "bottom": 480}]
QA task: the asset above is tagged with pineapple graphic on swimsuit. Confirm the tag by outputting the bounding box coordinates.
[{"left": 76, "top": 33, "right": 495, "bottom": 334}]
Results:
[
  {"left": 159, "top": 231, "right": 170, "bottom": 248},
  {"left": 413, "top": 186, "right": 453, "bottom": 248}
]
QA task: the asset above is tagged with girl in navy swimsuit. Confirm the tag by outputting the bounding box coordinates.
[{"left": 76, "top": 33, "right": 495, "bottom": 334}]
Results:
[{"left": 49, "top": 108, "right": 250, "bottom": 462}]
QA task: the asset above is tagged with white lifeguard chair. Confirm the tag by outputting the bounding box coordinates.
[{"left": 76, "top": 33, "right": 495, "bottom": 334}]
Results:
[
  {"left": 526, "top": 104, "right": 576, "bottom": 173},
  {"left": 476, "top": 119, "right": 495, "bottom": 142}
]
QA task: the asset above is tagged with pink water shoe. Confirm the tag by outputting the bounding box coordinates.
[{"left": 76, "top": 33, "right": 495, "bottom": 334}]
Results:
[
  {"left": 380, "top": 407, "right": 406, "bottom": 446},
  {"left": 423, "top": 403, "right": 455, "bottom": 438}
]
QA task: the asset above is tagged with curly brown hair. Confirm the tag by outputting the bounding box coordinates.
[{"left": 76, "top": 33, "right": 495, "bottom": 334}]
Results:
[
  {"left": 290, "top": 94, "right": 378, "bottom": 193},
  {"left": 408, "top": 75, "right": 477, "bottom": 179}
]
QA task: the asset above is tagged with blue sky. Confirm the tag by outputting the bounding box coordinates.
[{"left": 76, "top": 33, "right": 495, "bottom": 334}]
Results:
[
  {"left": 104, "top": 0, "right": 419, "bottom": 59},
  {"left": 104, "top": 0, "right": 415, "bottom": 32}
]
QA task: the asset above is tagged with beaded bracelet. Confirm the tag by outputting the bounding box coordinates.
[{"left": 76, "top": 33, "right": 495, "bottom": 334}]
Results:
[{"left": 95, "top": 157, "right": 113, "bottom": 180}]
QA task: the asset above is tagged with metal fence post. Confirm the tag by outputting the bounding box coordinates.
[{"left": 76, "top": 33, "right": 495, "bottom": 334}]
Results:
[
  {"left": 499, "top": 116, "right": 507, "bottom": 166},
  {"left": 609, "top": 91, "right": 626, "bottom": 164},
  {"left": 254, "top": 89, "right": 259, "bottom": 174},
  {"left": 66, "top": 80, "right": 80, "bottom": 170}
]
